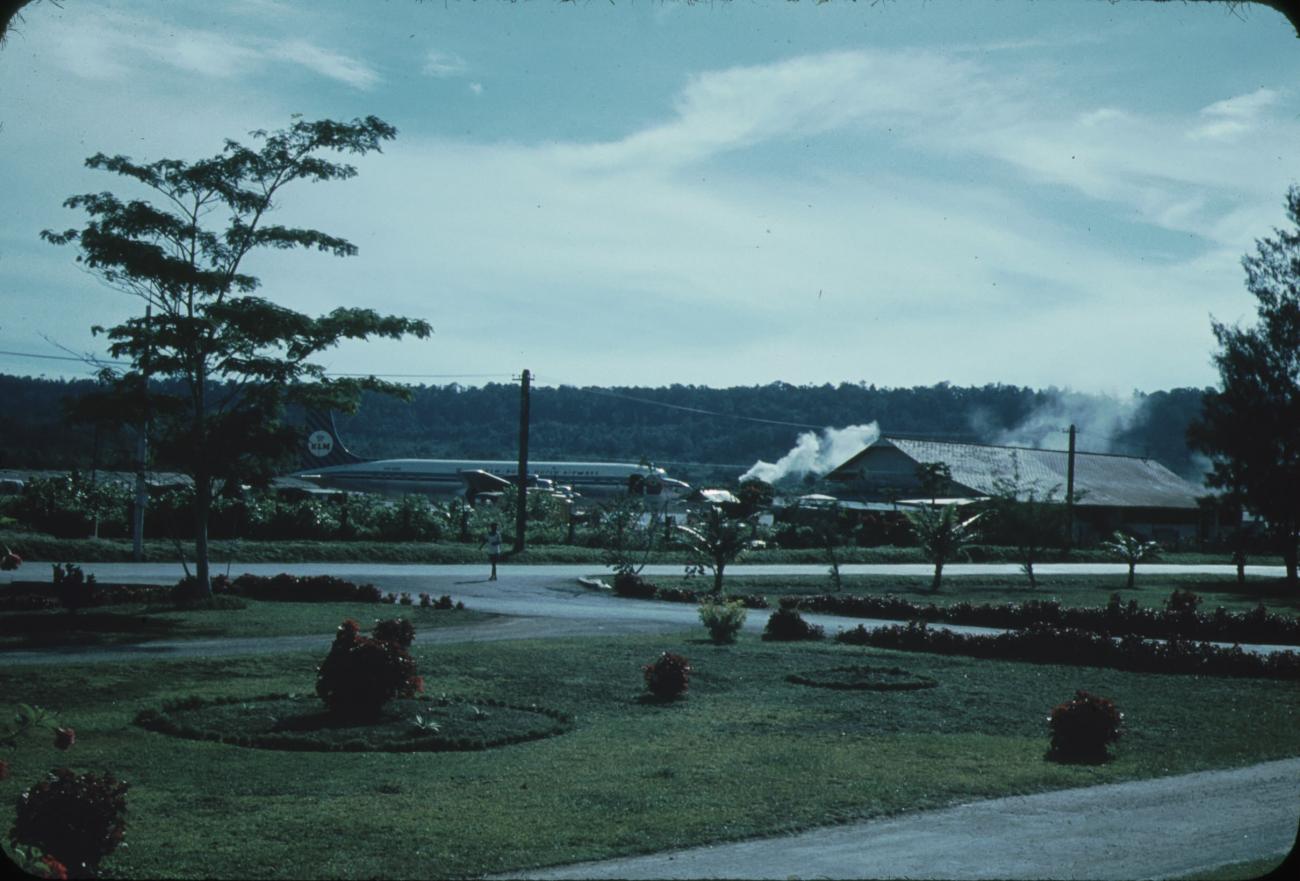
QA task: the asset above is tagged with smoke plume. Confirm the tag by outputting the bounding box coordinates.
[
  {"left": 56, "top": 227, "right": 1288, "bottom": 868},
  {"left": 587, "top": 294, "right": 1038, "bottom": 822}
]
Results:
[
  {"left": 741, "top": 423, "right": 880, "bottom": 484},
  {"left": 989, "top": 390, "right": 1140, "bottom": 453}
]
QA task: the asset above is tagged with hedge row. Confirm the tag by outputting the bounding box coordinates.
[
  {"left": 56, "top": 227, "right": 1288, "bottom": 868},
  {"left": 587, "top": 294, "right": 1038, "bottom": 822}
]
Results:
[
  {"left": 213, "top": 573, "right": 384, "bottom": 603},
  {"left": 611, "top": 574, "right": 770, "bottom": 609},
  {"left": 0, "top": 580, "right": 174, "bottom": 611},
  {"left": 835, "top": 621, "right": 1300, "bottom": 679},
  {"left": 796, "top": 593, "right": 1300, "bottom": 646}
]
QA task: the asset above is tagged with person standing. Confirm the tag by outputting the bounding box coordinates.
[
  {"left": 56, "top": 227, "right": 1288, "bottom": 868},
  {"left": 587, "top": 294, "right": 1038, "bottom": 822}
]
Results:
[{"left": 481, "top": 522, "right": 502, "bottom": 581}]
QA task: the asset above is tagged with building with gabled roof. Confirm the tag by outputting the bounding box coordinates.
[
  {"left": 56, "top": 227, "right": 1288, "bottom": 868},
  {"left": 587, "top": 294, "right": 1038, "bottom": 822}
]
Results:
[{"left": 825, "top": 436, "right": 1210, "bottom": 545}]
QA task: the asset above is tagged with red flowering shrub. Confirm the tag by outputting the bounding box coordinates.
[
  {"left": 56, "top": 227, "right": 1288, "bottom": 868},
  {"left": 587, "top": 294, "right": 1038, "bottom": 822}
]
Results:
[
  {"left": 371, "top": 617, "right": 415, "bottom": 649},
  {"left": 10, "top": 768, "right": 129, "bottom": 876},
  {"left": 315, "top": 618, "right": 421, "bottom": 719},
  {"left": 1048, "top": 690, "right": 1123, "bottom": 761},
  {"left": 642, "top": 652, "right": 691, "bottom": 700}
]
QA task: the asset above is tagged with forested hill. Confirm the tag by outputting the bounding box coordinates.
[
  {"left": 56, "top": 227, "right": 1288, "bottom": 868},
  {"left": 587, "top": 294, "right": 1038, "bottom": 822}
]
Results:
[{"left": 0, "top": 373, "right": 1211, "bottom": 483}]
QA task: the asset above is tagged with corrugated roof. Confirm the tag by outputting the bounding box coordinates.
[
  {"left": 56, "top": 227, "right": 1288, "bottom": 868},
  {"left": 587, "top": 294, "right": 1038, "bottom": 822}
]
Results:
[{"left": 831, "top": 438, "right": 1205, "bottom": 510}]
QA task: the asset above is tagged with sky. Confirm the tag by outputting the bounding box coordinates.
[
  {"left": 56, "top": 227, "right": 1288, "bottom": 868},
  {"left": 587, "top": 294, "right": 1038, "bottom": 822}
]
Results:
[{"left": 2, "top": 0, "right": 1299, "bottom": 395}]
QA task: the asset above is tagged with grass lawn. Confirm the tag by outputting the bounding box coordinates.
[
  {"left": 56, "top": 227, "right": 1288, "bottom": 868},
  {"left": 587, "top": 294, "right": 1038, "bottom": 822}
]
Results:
[
  {"left": 1, "top": 632, "right": 1296, "bottom": 879},
  {"left": 0, "top": 601, "right": 494, "bottom": 649},
  {"left": 656, "top": 572, "right": 1300, "bottom": 615}
]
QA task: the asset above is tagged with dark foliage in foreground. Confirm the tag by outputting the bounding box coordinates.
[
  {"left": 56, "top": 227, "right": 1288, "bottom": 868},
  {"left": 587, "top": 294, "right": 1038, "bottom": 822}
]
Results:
[
  {"left": 10, "top": 768, "right": 130, "bottom": 876},
  {"left": 834, "top": 621, "right": 1300, "bottom": 679}
]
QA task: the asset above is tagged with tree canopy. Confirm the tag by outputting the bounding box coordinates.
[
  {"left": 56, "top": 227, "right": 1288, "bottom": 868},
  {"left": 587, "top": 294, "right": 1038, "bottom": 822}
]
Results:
[
  {"left": 1190, "top": 185, "right": 1300, "bottom": 587},
  {"left": 42, "top": 116, "right": 433, "bottom": 592}
]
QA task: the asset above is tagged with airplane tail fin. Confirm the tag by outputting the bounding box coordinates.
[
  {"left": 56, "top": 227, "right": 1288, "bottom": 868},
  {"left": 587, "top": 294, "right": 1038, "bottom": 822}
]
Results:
[{"left": 300, "top": 410, "right": 368, "bottom": 470}]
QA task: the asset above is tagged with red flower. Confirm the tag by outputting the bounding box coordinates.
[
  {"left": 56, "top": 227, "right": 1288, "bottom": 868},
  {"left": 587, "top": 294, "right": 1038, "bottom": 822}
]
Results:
[
  {"left": 0, "top": 758, "right": 9, "bottom": 780},
  {"left": 54, "top": 727, "right": 76, "bottom": 750},
  {"left": 39, "top": 855, "right": 69, "bottom": 880},
  {"left": 412, "top": 676, "right": 425, "bottom": 693}
]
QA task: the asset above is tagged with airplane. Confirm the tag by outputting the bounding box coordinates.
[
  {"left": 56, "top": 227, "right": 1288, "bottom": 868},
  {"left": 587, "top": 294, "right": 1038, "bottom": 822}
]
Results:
[{"left": 291, "top": 410, "right": 691, "bottom": 503}]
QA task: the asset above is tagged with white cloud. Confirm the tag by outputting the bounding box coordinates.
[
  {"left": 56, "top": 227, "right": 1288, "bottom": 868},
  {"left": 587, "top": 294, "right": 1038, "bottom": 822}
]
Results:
[
  {"left": 269, "top": 39, "right": 379, "bottom": 89},
  {"left": 469, "top": 82, "right": 483, "bottom": 96},
  {"left": 423, "top": 50, "right": 467, "bottom": 78},
  {"left": 1189, "top": 87, "right": 1280, "bottom": 141},
  {"left": 41, "top": 7, "right": 378, "bottom": 89}
]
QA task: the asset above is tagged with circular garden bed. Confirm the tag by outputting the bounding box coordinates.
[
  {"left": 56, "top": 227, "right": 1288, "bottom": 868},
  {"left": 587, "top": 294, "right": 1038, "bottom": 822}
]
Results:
[
  {"left": 135, "top": 694, "right": 572, "bottom": 752},
  {"left": 786, "top": 665, "right": 938, "bottom": 691}
]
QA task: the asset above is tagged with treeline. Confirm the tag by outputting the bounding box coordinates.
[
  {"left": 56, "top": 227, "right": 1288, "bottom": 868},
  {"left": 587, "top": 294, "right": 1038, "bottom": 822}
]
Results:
[{"left": 0, "top": 374, "right": 1209, "bottom": 483}]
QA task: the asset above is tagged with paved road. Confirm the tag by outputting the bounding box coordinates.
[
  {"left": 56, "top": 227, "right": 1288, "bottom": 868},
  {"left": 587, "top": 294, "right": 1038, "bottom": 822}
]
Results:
[{"left": 499, "top": 758, "right": 1300, "bottom": 880}]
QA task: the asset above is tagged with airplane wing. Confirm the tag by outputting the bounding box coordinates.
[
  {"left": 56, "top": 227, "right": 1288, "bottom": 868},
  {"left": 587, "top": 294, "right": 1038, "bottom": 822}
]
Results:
[{"left": 457, "top": 469, "right": 514, "bottom": 500}]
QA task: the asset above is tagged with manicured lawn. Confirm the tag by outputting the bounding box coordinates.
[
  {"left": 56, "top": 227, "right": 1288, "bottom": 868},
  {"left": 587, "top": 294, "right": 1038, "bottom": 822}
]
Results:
[
  {"left": 0, "top": 601, "right": 493, "bottom": 649},
  {"left": 1, "top": 632, "right": 1296, "bottom": 879},
  {"left": 663, "top": 572, "right": 1300, "bottom": 615}
]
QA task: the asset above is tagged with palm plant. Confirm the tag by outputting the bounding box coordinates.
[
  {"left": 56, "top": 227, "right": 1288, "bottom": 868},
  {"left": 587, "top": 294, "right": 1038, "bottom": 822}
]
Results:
[
  {"left": 1102, "top": 531, "right": 1161, "bottom": 590},
  {"left": 905, "top": 505, "right": 981, "bottom": 592}
]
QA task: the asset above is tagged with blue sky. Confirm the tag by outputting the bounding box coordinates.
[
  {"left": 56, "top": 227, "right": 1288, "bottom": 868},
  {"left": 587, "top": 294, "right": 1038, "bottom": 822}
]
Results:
[{"left": 2, "top": 0, "right": 1298, "bottom": 393}]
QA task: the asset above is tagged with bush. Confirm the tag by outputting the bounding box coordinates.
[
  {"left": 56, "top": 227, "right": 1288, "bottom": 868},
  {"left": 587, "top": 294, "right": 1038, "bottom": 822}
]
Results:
[
  {"left": 642, "top": 652, "right": 691, "bottom": 700},
  {"left": 52, "top": 563, "right": 97, "bottom": 613},
  {"left": 1048, "top": 690, "right": 1123, "bottom": 761},
  {"left": 1166, "top": 589, "right": 1202, "bottom": 615},
  {"left": 371, "top": 617, "right": 416, "bottom": 649},
  {"left": 612, "top": 572, "right": 657, "bottom": 598},
  {"left": 698, "top": 597, "right": 747, "bottom": 644},
  {"left": 762, "top": 599, "right": 825, "bottom": 642},
  {"left": 835, "top": 621, "right": 1300, "bottom": 679},
  {"left": 315, "top": 619, "right": 422, "bottom": 719},
  {"left": 218, "top": 573, "right": 383, "bottom": 603},
  {"left": 10, "top": 768, "right": 130, "bottom": 876}
]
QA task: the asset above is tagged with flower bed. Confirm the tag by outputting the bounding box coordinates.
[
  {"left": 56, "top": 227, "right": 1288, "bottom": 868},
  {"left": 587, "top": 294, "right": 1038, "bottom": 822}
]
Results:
[
  {"left": 834, "top": 621, "right": 1300, "bottom": 679},
  {"left": 795, "top": 592, "right": 1300, "bottom": 645},
  {"left": 787, "top": 665, "right": 937, "bottom": 691},
  {"left": 133, "top": 693, "right": 572, "bottom": 752}
]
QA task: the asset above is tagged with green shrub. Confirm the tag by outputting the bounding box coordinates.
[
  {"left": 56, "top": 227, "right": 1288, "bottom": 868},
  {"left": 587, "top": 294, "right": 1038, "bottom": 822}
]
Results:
[
  {"left": 1047, "top": 690, "right": 1124, "bottom": 762},
  {"left": 315, "top": 619, "right": 422, "bottom": 719},
  {"left": 698, "top": 597, "right": 747, "bottom": 644},
  {"left": 762, "top": 599, "right": 824, "bottom": 642},
  {"left": 642, "top": 652, "right": 691, "bottom": 700},
  {"left": 10, "top": 768, "right": 130, "bottom": 876}
]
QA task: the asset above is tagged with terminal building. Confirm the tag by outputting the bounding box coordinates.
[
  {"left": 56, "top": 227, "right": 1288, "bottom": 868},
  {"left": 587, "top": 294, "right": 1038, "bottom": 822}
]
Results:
[{"left": 824, "top": 436, "right": 1211, "bottom": 546}]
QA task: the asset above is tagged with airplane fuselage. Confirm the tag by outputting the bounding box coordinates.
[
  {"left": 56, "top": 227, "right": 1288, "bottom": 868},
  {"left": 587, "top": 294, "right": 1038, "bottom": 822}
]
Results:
[{"left": 294, "top": 458, "right": 687, "bottom": 500}]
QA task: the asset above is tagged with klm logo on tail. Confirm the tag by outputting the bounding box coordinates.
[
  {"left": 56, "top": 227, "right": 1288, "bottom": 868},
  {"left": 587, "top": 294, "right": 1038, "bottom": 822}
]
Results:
[{"left": 300, "top": 411, "right": 366, "bottom": 470}]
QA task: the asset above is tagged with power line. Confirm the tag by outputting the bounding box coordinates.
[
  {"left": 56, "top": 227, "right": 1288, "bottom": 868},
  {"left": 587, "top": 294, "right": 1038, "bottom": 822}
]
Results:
[
  {"left": 554, "top": 386, "right": 827, "bottom": 430},
  {"left": 0, "top": 349, "right": 510, "bottom": 380}
]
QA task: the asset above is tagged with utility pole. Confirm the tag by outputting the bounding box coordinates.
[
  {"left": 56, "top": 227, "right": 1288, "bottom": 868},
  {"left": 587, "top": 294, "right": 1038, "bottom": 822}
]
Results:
[
  {"left": 514, "top": 368, "right": 530, "bottom": 553},
  {"left": 132, "top": 305, "right": 152, "bottom": 562},
  {"left": 1065, "top": 423, "right": 1077, "bottom": 552}
]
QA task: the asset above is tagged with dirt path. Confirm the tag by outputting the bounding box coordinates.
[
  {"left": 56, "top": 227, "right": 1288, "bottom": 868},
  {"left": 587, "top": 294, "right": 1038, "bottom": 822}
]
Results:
[{"left": 500, "top": 758, "right": 1300, "bottom": 880}]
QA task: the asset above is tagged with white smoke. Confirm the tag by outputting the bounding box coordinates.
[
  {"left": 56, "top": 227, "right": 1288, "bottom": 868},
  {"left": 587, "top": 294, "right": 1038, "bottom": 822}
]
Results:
[
  {"left": 742, "top": 423, "right": 880, "bottom": 484},
  {"left": 991, "top": 390, "right": 1141, "bottom": 453}
]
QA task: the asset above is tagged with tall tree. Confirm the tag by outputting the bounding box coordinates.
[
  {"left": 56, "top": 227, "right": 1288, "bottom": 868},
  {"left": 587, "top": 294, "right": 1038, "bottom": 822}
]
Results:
[
  {"left": 1190, "top": 185, "right": 1300, "bottom": 588},
  {"left": 42, "top": 116, "right": 432, "bottom": 594}
]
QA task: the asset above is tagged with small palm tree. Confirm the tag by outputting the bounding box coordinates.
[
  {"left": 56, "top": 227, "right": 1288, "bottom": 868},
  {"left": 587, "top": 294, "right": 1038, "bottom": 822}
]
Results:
[
  {"left": 905, "top": 505, "right": 981, "bottom": 592},
  {"left": 1102, "top": 531, "right": 1161, "bottom": 590}
]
